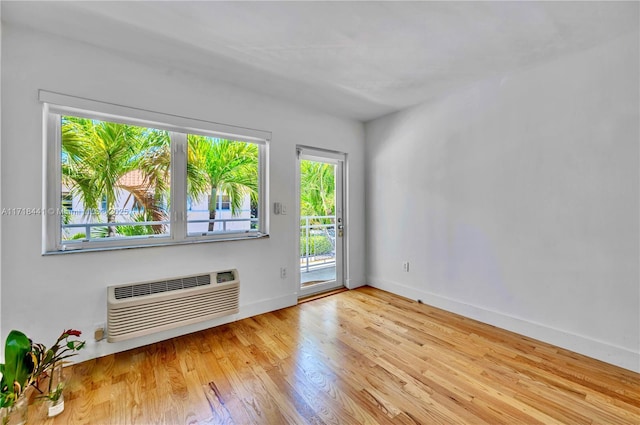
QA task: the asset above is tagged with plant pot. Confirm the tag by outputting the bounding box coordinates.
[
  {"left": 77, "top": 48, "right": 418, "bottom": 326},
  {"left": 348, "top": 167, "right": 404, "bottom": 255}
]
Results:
[
  {"left": 46, "top": 394, "right": 64, "bottom": 417},
  {"left": 45, "top": 365, "right": 66, "bottom": 417},
  {"left": 1, "top": 396, "right": 28, "bottom": 425}
]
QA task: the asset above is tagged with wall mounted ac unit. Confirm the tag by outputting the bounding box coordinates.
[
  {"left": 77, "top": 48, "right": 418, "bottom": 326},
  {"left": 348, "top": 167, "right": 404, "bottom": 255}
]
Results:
[{"left": 107, "top": 270, "right": 239, "bottom": 342}]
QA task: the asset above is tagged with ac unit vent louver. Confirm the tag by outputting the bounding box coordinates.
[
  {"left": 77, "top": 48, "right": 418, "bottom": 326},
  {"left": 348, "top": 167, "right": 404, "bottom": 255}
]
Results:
[
  {"left": 107, "top": 270, "right": 239, "bottom": 342},
  {"left": 113, "top": 274, "right": 211, "bottom": 300}
]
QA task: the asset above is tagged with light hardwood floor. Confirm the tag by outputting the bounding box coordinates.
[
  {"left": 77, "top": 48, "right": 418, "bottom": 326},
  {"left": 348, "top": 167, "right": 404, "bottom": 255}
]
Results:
[{"left": 27, "top": 286, "right": 639, "bottom": 424}]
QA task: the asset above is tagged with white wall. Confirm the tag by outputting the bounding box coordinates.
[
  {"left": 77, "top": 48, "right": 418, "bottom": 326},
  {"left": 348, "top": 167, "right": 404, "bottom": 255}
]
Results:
[
  {"left": 0, "top": 25, "right": 365, "bottom": 361},
  {"left": 365, "top": 30, "right": 639, "bottom": 372},
  {"left": 0, "top": 10, "right": 3, "bottom": 353}
]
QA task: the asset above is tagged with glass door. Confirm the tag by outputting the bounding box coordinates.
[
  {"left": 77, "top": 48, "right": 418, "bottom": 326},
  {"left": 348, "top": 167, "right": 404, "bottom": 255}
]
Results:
[{"left": 297, "top": 147, "right": 344, "bottom": 297}]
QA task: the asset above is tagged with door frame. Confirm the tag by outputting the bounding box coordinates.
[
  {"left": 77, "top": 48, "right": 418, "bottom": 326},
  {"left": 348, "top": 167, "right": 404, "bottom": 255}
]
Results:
[{"left": 295, "top": 145, "right": 346, "bottom": 298}]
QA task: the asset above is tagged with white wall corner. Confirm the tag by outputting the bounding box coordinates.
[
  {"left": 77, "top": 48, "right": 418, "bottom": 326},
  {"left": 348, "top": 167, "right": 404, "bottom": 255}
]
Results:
[{"left": 345, "top": 278, "right": 366, "bottom": 290}]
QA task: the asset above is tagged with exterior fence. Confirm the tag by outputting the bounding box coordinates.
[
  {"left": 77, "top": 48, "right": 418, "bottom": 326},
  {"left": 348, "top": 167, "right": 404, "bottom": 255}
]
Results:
[
  {"left": 300, "top": 215, "right": 336, "bottom": 273},
  {"left": 61, "top": 217, "right": 258, "bottom": 240}
]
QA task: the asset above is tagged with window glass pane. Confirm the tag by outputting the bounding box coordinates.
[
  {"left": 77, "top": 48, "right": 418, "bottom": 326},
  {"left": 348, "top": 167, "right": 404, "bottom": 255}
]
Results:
[
  {"left": 60, "top": 115, "right": 171, "bottom": 242},
  {"left": 186, "top": 135, "right": 259, "bottom": 235},
  {"left": 61, "top": 192, "right": 73, "bottom": 212},
  {"left": 299, "top": 160, "right": 337, "bottom": 275}
]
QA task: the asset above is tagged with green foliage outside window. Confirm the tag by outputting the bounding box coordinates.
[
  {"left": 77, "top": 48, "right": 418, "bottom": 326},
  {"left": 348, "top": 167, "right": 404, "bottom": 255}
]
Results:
[{"left": 60, "top": 116, "right": 259, "bottom": 240}]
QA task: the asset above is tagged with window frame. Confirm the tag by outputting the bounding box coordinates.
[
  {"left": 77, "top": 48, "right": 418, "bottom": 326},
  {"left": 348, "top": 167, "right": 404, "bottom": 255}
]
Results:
[
  {"left": 41, "top": 91, "right": 270, "bottom": 254},
  {"left": 219, "top": 194, "right": 231, "bottom": 210}
]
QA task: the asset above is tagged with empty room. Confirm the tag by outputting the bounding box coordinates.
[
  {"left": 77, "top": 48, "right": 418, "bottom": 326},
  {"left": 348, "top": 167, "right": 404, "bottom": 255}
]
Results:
[{"left": 0, "top": 1, "right": 638, "bottom": 424}]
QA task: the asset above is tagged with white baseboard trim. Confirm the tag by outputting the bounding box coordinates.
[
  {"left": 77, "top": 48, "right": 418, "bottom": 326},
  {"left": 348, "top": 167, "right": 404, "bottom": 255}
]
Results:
[
  {"left": 80, "top": 293, "right": 296, "bottom": 362},
  {"left": 345, "top": 277, "right": 366, "bottom": 290},
  {"left": 239, "top": 293, "right": 297, "bottom": 319},
  {"left": 367, "top": 277, "right": 640, "bottom": 373}
]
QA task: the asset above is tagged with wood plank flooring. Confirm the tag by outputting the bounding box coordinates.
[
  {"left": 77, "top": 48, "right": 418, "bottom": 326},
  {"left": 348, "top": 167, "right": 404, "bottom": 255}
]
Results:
[{"left": 26, "top": 286, "right": 639, "bottom": 424}]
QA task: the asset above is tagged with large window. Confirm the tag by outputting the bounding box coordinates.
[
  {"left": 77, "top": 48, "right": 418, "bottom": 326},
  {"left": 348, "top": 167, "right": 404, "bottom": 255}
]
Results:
[{"left": 42, "top": 92, "right": 269, "bottom": 253}]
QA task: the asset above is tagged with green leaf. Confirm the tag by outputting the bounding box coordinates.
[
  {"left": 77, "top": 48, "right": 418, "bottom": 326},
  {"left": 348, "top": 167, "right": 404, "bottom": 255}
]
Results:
[
  {"left": 3, "top": 330, "right": 32, "bottom": 396},
  {"left": 44, "top": 350, "right": 54, "bottom": 365}
]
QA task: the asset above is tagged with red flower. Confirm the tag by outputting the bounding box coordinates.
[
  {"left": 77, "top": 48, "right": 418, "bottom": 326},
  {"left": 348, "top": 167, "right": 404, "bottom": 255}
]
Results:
[{"left": 63, "top": 329, "right": 82, "bottom": 337}]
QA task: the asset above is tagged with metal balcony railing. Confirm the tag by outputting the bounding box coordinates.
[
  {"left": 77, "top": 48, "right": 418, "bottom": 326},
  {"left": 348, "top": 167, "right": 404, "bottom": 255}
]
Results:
[{"left": 300, "top": 215, "right": 336, "bottom": 273}]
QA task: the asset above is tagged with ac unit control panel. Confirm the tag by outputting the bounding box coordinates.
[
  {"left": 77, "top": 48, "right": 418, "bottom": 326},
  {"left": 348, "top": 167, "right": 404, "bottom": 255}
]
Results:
[{"left": 216, "top": 270, "right": 238, "bottom": 284}]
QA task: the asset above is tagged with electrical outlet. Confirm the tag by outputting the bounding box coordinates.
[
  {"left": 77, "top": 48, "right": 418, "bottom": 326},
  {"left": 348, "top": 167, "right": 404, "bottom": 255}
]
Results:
[
  {"left": 94, "top": 322, "right": 106, "bottom": 341},
  {"left": 403, "top": 261, "right": 410, "bottom": 272},
  {"left": 280, "top": 267, "right": 287, "bottom": 279}
]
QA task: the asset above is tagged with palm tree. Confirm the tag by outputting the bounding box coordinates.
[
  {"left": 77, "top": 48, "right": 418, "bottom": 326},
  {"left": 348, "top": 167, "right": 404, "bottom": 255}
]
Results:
[
  {"left": 62, "top": 117, "right": 149, "bottom": 237},
  {"left": 120, "top": 128, "right": 172, "bottom": 234},
  {"left": 300, "top": 160, "right": 335, "bottom": 223},
  {"left": 187, "top": 135, "right": 258, "bottom": 231},
  {"left": 62, "top": 118, "right": 258, "bottom": 238},
  {"left": 299, "top": 160, "right": 336, "bottom": 256}
]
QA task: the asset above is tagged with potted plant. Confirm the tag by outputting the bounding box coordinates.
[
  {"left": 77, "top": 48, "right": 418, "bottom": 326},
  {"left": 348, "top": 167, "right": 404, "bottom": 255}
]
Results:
[
  {"left": 31, "top": 329, "right": 85, "bottom": 417},
  {"left": 0, "top": 330, "right": 35, "bottom": 425},
  {"left": 41, "top": 366, "right": 65, "bottom": 417}
]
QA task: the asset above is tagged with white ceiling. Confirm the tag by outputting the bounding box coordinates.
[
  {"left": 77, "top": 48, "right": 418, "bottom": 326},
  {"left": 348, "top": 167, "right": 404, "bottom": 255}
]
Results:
[{"left": 2, "top": 1, "right": 638, "bottom": 121}]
